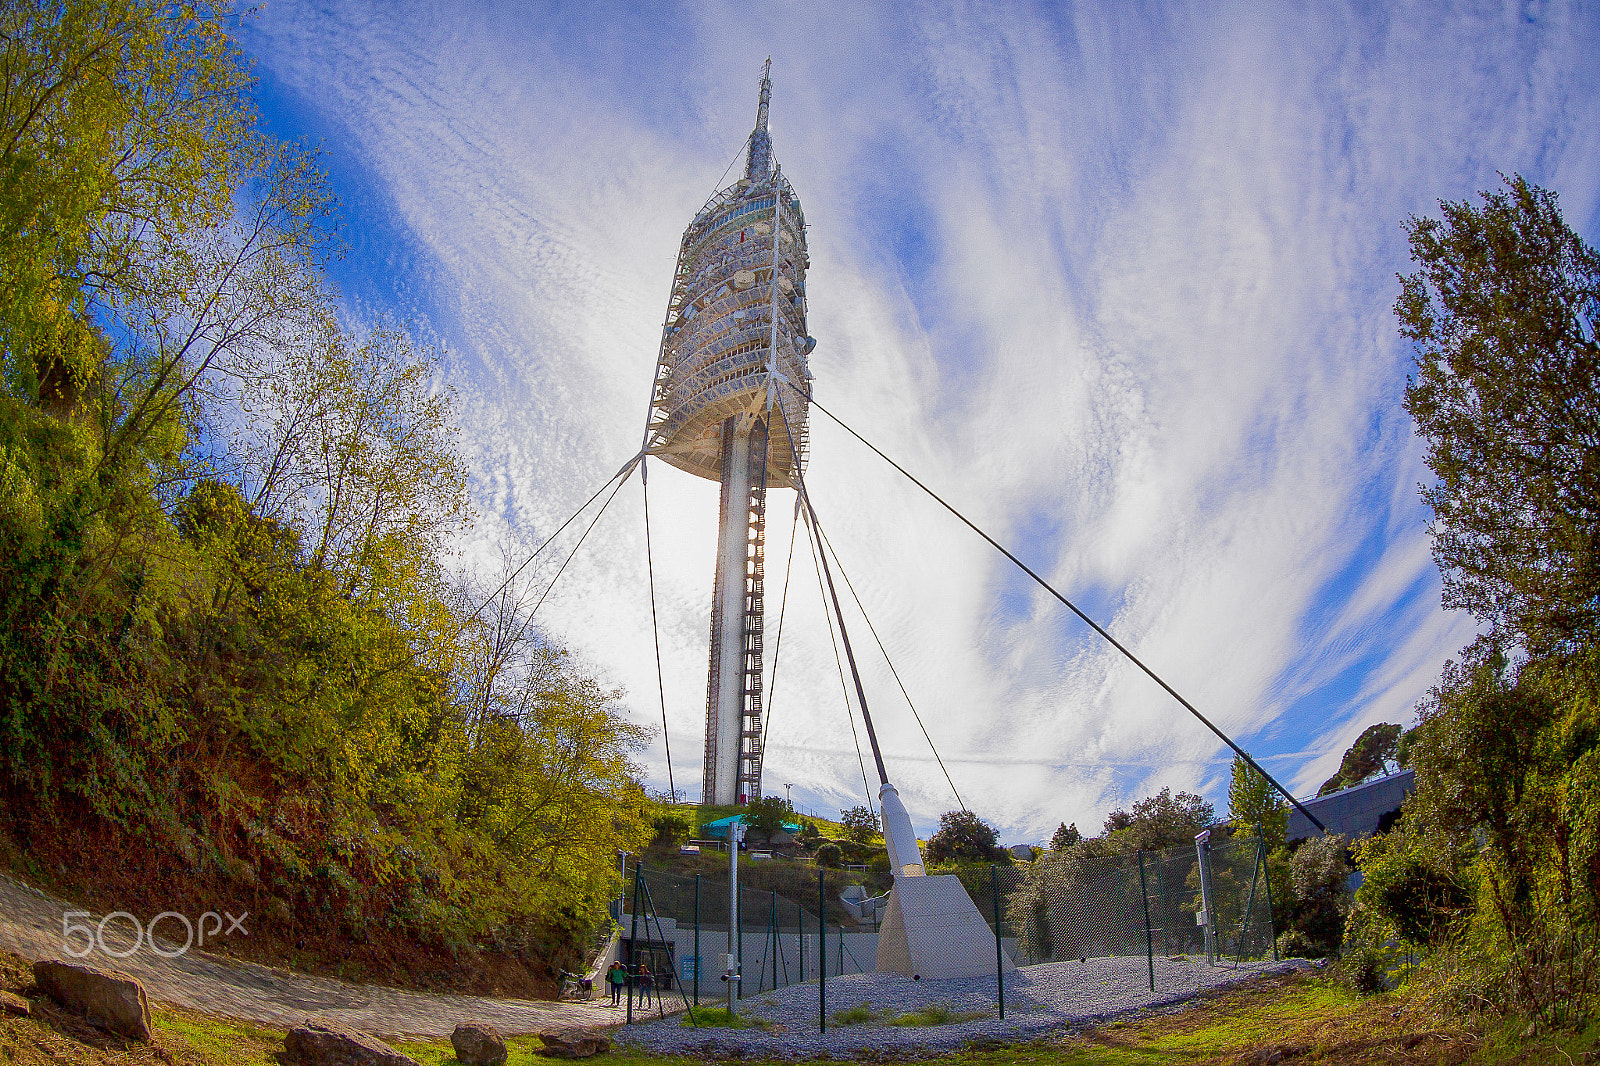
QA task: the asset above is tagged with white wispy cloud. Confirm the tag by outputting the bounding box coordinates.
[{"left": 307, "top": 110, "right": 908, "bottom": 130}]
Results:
[{"left": 243, "top": 0, "right": 1599, "bottom": 841}]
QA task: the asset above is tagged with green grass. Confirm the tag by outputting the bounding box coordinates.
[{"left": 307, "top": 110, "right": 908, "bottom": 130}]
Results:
[
  {"left": 154, "top": 1011, "right": 283, "bottom": 1062},
  {"left": 829, "top": 1000, "right": 879, "bottom": 1026},
  {"left": 885, "top": 1004, "right": 989, "bottom": 1027},
  {"left": 827, "top": 1000, "right": 986, "bottom": 1028},
  {"left": 676, "top": 1005, "right": 776, "bottom": 1031}
]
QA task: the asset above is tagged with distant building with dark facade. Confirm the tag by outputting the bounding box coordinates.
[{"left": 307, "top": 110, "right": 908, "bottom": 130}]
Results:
[{"left": 1287, "top": 769, "right": 1414, "bottom": 842}]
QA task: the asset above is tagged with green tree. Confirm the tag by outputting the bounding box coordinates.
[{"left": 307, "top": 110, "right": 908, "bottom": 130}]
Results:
[
  {"left": 924, "top": 809, "right": 1000, "bottom": 865},
  {"left": 1385, "top": 177, "right": 1600, "bottom": 1022},
  {"left": 1316, "top": 723, "right": 1402, "bottom": 797},
  {"left": 1349, "top": 826, "right": 1473, "bottom": 949},
  {"left": 744, "top": 795, "right": 794, "bottom": 836},
  {"left": 1049, "top": 821, "right": 1081, "bottom": 851},
  {"left": 1102, "top": 788, "right": 1214, "bottom": 851},
  {"left": 1228, "top": 756, "right": 1287, "bottom": 848},
  {"left": 1403, "top": 639, "right": 1556, "bottom": 912},
  {"left": 839, "top": 804, "right": 879, "bottom": 845},
  {"left": 1397, "top": 175, "right": 1600, "bottom": 653},
  {"left": 0, "top": 0, "right": 254, "bottom": 388},
  {"left": 651, "top": 812, "right": 691, "bottom": 849},
  {"left": 237, "top": 321, "right": 469, "bottom": 593}
]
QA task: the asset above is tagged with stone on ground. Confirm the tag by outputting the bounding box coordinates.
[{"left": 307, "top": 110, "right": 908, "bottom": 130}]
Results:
[
  {"left": 537, "top": 1027, "right": 612, "bottom": 1058},
  {"left": 0, "top": 989, "right": 30, "bottom": 1016},
  {"left": 32, "top": 960, "right": 151, "bottom": 1041},
  {"left": 283, "top": 1021, "right": 421, "bottom": 1066},
  {"left": 451, "top": 1021, "right": 508, "bottom": 1066}
]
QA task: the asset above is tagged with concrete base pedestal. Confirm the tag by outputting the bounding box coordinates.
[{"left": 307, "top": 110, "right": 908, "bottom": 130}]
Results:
[{"left": 874, "top": 875, "right": 1016, "bottom": 980}]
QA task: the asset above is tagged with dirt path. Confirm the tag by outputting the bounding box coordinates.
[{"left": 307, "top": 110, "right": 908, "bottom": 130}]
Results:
[{"left": 0, "top": 872, "right": 621, "bottom": 1038}]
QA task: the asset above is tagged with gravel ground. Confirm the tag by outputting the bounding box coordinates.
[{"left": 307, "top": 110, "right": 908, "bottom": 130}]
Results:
[{"left": 614, "top": 955, "right": 1312, "bottom": 1057}]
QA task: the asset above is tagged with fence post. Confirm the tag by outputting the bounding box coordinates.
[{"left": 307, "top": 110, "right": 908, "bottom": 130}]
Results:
[
  {"left": 693, "top": 873, "right": 701, "bottom": 1006},
  {"left": 818, "top": 868, "right": 826, "bottom": 1033},
  {"left": 991, "top": 864, "right": 1004, "bottom": 1020},
  {"left": 1257, "top": 824, "right": 1278, "bottom": 961},
  {"left": 1236, "top": 831, "right": 1263, "bottom": 964},
  {"left": 771, "top": 889, "right": 779, "bottom": 992},
  {"left": 627, "top": 862, "right": 642, "bottom": 1023},
  {"left": 1137, "top": 849, "right": 1154, "bottom": 992},
  {"left": 798, "top": 888, "right": 805, "bottom": 983},
  {"left": 1195, "top": 830, "right": 1216, "bottom": 965},
  {"left": 729, "top": 820, "right": 742, "bottom": 1014}
]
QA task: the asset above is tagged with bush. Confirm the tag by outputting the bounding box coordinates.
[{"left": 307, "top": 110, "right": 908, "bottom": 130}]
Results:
[
  {"left": 1354, "top": 830, "right": 1473, "bottom": 947},
  {"left": 925, "top": 810, "right": 1002, "bottom": 864},
  {"left": 651, "top": 812, "right": 692, "bottom": 849},
  {"left": 814, "top": 843, "right": 842, "bottom": 868},
  {"left": 1336, "top": 942, "right": 1391, "bottom": 995},
  {"left": 1283, "top": 834, "right": 1352, "bottom": 957},
  {"left": 1276, "top": 929, "right": 1317, "bottom": 959}
]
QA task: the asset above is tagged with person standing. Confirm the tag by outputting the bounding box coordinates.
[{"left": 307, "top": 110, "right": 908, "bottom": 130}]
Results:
[
  {"left": 606, "top": 961, "right": 626, "bottom": 1007},
  {"left": 638, "top": 964, "right": 654, "bottom": 1008}
]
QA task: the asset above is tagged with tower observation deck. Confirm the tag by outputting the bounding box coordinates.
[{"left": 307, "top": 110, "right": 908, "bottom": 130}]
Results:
[{"left": 643, "top": 61, "right": 814, "bottom": 805}]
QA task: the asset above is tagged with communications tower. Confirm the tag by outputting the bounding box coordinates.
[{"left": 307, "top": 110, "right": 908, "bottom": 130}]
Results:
[{"left": 642, "top": 61, "right": 814, "bottom": 805}]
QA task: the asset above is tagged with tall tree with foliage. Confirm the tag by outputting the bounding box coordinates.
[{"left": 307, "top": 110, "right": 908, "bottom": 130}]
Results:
[
  {"left": 839, "top": 804, "right": 879, "bottom": 845},
  {"left": 1316, "top": 723, "right": 1402, "bottom": 796},
  {"left": 744, "top": 795, "right": 795, "bottom": 836},
  {"left": 1398, "top": 174, "right": 1600, "bottom": 654},
  {"left": 1376, "top": 176, "right": 1600, "bottom": 1024},
  {"left": 924, "top": 809, "right": 1001, "bottom": 864},
  {"left": 1102, "top": 788, "right": 1214, "bottom": 851},
  {"left": 1049, "top": 822, "right": 1081, "bottom": 851},
  {"left": 1228, "top": 756, "right": 1287, "bottom": 847}
]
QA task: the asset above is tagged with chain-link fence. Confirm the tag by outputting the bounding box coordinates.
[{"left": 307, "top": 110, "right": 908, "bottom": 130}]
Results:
[
  {"left": 616, "top": 861, "right": 881, "bottom": 1017},
  {"left": 615, "top": 826, "right": 1277, "bottom": 1026},
  {"left": 1000, "top": 828, "right": 1277, "bottom": 999}
]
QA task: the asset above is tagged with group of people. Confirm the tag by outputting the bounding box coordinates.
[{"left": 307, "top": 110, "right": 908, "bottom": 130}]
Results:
[{"left": 604, "top": 960, "right": 656, "bottom": 1007}]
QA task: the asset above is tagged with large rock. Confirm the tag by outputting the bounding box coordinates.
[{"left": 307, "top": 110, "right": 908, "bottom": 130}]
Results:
[
  {"left": 536, "top": 1028, "right": 611, "bottom": 1059},
  {"left": 32, "top": 960, "right": 151, "bottom": 1041},
  {"left": 283, "top": 1022, "right": 420, "bottom": 1066},
  {"left": 451, "top": 1022, "right": 508, "bottom": 1066}
]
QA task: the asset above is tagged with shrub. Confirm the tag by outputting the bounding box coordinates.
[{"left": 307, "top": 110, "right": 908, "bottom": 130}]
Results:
[
  {"left": 925, "top": 810, "right": 1002, "bottom": 864},
  {"left": 814, "top": 843, "right": 842, "bottom": 868},
  {"left": 1356, "top": 837, "right": 1473, "bottom": 947},
  {"left": 1336, "top": 942, "right": 1390, "bottom": 995},
  {"left": 651, "top": 812, "right": 692, "bottom": 849},
  {"left": 1283, "top": 834, "right": 1352, "bottom": 957}
]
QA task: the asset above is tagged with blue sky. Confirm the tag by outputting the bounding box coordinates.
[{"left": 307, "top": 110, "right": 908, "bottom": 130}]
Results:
[{"left": 240, "top": 0, "right": 1600, "bottom": 843}]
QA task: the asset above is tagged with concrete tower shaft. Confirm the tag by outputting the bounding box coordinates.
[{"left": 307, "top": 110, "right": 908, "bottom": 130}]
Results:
[{"left": 643, "top": 61, "right": 813, "bottom": 806}]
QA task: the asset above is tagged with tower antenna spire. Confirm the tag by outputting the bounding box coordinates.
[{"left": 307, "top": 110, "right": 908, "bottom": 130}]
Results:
[{"left": 745, "top": 58, "right": 773, "bottom": 181}]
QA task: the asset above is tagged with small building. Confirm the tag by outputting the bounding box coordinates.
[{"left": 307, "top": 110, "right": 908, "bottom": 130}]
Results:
[{"left": 1287, "top": 769, "right": 1415, "bottom": 842}]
